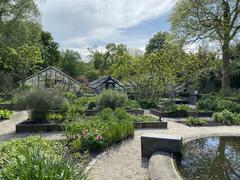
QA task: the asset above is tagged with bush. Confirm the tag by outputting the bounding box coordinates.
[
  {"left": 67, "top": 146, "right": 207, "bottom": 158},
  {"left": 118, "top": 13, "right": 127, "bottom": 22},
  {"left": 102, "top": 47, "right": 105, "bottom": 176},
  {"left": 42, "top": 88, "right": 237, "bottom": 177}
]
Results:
[
  {"left": 197, "top": 95, "right": 219, "bottom": 111},
  {"left": 0, "top": 109, "right": 13, "bottom": 120},
  {"left": 138, "top": 100, "right": 157, "bottom": 109},
  {"left": 98, "top": 90, "right": 128, "bottom": 110},
  {"left": 186, "top": 117, "right": 207, "bottom": 126},
  {"left": 15, "top": 88, "right": 66, "bottom": 122},
  {"left": 0, "top": 137, "right": 84, "bottom": 180},
  {"left": 213, "top": 110, "right": 240, "bottom": 125}
]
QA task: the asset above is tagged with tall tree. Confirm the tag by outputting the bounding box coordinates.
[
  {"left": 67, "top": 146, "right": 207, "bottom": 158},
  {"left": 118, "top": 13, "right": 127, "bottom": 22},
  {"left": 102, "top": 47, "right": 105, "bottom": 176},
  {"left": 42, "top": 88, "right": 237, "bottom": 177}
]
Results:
[
  {"left": 3, "top": 44, "right": 42, "bottom": 83},
  {"left": 0, "top": 0, "right": 41, "bottom": 48},
  {"left": 145, "top": 31, "right": 169, "bottom": 54},
  {"left": 40, "top": 31, "right": 61, "bottom": 67},
  {"left": 60, "top": 50, "right": 83, "bottom": 78},
  {"left": 171, "top": 0, "right": 240, "bottom": 90}
]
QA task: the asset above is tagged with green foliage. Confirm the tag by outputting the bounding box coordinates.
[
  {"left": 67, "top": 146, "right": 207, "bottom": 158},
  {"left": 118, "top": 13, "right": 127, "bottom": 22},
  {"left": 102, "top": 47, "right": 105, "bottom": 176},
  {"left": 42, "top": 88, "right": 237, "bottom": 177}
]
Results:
[
  {"left": 0, "top": 71, "right": 14, "bottom": 96},
  {"left": 0, "top": 109, "right": 13, "bottom": 120},
  {"left": 166, "top": 104, "right": 193, "bottom": 113},
  {"left": 0, "top": 137, "right": 84, "bottom": 180},
  {"left": 213, "top": 110, "right": 240, "bottom": 125},
  {"left": 41, "top": 31, "right": 61, "bottom": 67},
  {"left": 126, "top": 100, "right": 140, "bottom": 109},
  {"left": 85, "top": 69, "right": 100, "bottom": 81},
  {"left": 65, "top": 108, "right": 134, "bottom": 152},
  {"left": 47, "top": 113, "right": 65, "bottom": 123},
  {"left": 131, "top": 115, "right": 158, "bottom": 123},
  {"left": 60, "top": 50, "right": 84, "bottom": 78},
  {"left": 3, "top": 44, "right": 43, "bottom": 82},
  {"left": 15, "top": 88, "right": 66, "bottom": 122},
  {"left": 186, "top": 117, "right": 207, "bottom": 126},
  {"left": 145, "top": 31, "right": 169, "bottom": 54},
  {"left": 98, "top": 90, "right": 128, "bottom": 110},
  {"left": 197, "top": 94, "right": 240, "bottom": 113}
]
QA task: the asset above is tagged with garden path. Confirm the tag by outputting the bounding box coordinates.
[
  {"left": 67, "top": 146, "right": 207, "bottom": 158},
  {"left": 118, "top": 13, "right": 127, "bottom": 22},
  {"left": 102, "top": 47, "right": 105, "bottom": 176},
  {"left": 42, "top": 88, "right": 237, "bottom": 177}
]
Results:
[
  {"left": 0, "top": 111, "right": 64, "bottom": 143},
  {"left": 89, "top": 119, "right": 240, "bottom": 180}
]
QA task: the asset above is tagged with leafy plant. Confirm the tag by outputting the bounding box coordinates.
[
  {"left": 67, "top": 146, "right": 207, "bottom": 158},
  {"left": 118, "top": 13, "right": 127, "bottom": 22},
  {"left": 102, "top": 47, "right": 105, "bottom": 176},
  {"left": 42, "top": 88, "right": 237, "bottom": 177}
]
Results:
[
  {"left": 213, "top": 110, "right": 240, "bottom": 125},
  {"left": 98, "top": 90, "right": 128, "bottom": 110},
  {"left": 186, "top": 117, "right": 207, "bottom": 126},
  {"left": 0, "top": 109, "right": 13, "bottom": 120},
  {"left": 87, "top": 101, "right": 96, "bottom": 110},
  {"left": 65, "top": 108, "right": 134, "bottom": 153},
  {"left": 0, "top": 137, "right": 84, "bottom": 180},
  {"left": 47, "top": 113, "right": 65, "bottom": 123},
  {"left": 15, "top": 88, "right": 66, "bottom": 122}
]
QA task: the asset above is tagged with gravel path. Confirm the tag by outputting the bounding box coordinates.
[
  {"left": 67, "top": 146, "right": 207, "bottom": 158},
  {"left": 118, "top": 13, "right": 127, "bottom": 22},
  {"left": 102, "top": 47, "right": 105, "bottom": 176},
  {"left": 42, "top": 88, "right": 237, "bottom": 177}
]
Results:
[
  {"left": 89, "top": 120, "right": 240, "bottom": 180},
  {"left": 0, "top": 111, "right": 64, "bottom": 144}
]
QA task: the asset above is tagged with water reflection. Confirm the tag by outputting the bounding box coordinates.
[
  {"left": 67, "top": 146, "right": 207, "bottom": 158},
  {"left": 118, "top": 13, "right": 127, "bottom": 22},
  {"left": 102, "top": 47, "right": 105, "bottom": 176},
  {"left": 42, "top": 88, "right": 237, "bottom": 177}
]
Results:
[{"left": 176, "top": 136, "right": 240, "bottom": 180}]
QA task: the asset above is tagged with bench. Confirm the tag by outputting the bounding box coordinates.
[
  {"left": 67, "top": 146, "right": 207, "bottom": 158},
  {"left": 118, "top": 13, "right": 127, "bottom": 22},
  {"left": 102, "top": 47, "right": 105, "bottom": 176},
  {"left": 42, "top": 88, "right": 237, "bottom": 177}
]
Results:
[{"left": 141, "top": 134, "right": 182, "bottom": 159}]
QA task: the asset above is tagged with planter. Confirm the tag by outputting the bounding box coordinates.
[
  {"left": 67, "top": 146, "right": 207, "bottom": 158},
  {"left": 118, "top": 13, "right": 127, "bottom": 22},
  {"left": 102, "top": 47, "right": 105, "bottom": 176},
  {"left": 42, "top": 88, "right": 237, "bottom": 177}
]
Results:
[
  {"left": 0, "top": 104, "right": 16, "bottom": 110},
  {"left": 16, "top": 120, "right": 64, "bottom": 133},
  {"left": 150, "top": 109, "right": 213, "bottom": 118},
  {"left": 134, "top": 122, "right": 167, "bottom": 129},
  {"left": 84, "top": 109, "right": 144, "bottom": 116}
]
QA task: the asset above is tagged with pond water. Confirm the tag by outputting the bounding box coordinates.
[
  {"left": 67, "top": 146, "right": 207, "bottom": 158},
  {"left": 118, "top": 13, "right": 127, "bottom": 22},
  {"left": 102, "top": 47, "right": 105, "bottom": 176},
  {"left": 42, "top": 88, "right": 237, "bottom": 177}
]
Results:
[{"left": 176, "top": 136, "right": 240, "bottom": 180}]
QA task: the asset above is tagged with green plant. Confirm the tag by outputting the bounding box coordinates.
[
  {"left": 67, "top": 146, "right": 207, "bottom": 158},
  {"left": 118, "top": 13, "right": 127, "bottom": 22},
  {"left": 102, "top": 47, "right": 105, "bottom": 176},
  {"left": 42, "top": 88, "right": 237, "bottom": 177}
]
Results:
[
  {"left": 197, "top": 95, "right": 219, "bottom": 111},
  {"left": 47, "top": 113, "right": 65, "bottom": 123},
  {"left": 65, "top": 108, "right": 134, "bottom": 153},
  {"left": 213, "top": 110, "right": 240, "bottom": 125},
  {"left": 186, "top": 117, "right": 207, "bottom": 126},
  {"left": 131, "top": 115, "right": 158, "bottom": 123},
  {"left": 15, "top": 88, "right": 66, "bottom": 122},
  {"left": 0, "top": 109, "right": 13, "bottom": 120},
  {"left": 126, "top": 100, "right": 140, "bottom": 109},
  {"left": 98, "top": 90, "right": 128, "bottom": 110},
  {"left": 0, "top": 137, "right": 84, "bottom": 180}
]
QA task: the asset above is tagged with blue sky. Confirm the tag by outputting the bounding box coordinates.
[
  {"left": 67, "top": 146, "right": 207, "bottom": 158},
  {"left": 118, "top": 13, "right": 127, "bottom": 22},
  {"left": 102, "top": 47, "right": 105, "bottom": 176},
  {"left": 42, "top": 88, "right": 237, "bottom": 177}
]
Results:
[{"left": 39, "top": 0, "right": 175, "bottom": 59}]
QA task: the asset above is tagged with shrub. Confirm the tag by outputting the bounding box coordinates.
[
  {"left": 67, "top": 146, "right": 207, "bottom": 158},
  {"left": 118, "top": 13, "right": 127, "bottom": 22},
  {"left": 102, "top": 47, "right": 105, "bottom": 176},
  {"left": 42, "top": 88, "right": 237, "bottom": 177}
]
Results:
[
  {"left": 197, "top": 95, "right": 219, "bottom": 111},
  {"left": 15, "top": 88, "right": 66, "bottom": 122},
  {"left": 0, "top": 109, "right": 12, "bottom": 120},
  {"left": 138, "top": 100, "right": 157, "bottom": 109},
  {"left": 217, "top": 100, "right": 240, "bottom": 113},
  {"left": 0, "top": 137, "right": 84, "bottom": 180},
  {"left": 65, "top": 108, "right": 134, "bottom": 153},
  {"left": 186, "top": 117, "right": 207, "bottom": 126},
  {"left": 126, "top": 100, "right": 140, "bottom": 109},
  {"left": 98, "top": 90, "right": 128, "bottom": 110},
  {"left": 213, "top": 110, "right": 240, "bottom": 125}
]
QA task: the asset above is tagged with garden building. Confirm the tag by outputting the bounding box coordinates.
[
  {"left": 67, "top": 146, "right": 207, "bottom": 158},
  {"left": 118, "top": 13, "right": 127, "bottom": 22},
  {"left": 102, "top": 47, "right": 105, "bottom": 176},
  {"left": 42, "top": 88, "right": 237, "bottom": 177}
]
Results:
[
  {"left": 89, "top": 76, "right": 124, "bottom": 93},
  {"left": 23, "top": 66, "right": 82, "bottom": 92}
]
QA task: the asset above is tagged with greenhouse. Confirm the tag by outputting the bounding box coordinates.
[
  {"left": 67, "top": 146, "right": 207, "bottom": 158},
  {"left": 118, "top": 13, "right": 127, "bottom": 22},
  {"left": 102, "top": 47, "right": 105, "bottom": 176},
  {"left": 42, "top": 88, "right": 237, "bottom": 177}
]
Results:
[{"left": 23, "top": 66, "right": 82, "bottom": 92}]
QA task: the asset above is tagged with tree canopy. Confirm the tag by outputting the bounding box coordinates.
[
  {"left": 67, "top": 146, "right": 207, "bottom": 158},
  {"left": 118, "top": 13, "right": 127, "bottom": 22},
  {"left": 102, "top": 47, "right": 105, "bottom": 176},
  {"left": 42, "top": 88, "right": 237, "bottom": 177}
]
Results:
[{"left": 171, "top": 0, "right": 240, "bottom": 91}]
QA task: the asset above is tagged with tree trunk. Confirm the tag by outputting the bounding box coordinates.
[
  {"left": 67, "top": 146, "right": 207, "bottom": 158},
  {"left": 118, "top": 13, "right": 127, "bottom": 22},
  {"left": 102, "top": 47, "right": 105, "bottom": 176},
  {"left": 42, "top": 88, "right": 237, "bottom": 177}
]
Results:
[{"left": 222, "top": 41, "right": 231, "bottom": 91}]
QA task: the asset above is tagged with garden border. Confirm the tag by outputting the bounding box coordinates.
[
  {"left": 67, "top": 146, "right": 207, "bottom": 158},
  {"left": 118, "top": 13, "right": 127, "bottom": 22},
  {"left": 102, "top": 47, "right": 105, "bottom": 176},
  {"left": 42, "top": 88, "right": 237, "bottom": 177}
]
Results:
[{"left": 84, "top": 109, "right": 144, "bottom": 116}]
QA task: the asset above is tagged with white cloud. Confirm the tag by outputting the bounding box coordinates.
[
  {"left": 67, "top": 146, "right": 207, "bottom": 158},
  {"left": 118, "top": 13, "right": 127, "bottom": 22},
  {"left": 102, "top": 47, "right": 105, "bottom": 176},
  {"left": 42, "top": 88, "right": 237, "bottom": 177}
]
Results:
[{"left": 39, "top": 0, "right": 175, "bottom": 59}]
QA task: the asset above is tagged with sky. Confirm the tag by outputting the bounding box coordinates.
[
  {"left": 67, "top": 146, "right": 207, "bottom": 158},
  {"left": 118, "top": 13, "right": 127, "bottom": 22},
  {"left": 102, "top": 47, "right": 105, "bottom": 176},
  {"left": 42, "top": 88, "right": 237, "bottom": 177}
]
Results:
[{"left": 39, "top": 0, "right": 175, "bottom": 59}]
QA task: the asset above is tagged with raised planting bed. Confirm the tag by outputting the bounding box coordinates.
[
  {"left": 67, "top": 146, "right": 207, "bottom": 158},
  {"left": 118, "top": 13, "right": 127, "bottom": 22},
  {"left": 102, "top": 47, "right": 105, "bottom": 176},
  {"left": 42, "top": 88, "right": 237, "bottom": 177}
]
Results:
[
  {"left": 0, "top": 104, "right": 16, "bottom": 110},
  {"left": 177, "top": 120, "right": 230, "bottom": 127},
  {"left": 84, "top": 109, "right": 144, "bottom": 116},
  {"left": 150, "top": 109, "right": 213, "bottom": 118},
  {"left": 16, "top": 120, "right": 64, "bottom": 133},
  {"left": 134, "top": 122, "right": 167, "bottom": 129}
]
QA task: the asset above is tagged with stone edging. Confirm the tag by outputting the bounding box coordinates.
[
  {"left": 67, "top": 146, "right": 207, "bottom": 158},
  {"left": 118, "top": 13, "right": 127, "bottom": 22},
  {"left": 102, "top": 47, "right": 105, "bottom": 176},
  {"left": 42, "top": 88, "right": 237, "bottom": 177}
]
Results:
[{"left": 148, "top": 133, "right": 240, "bottom": 180}]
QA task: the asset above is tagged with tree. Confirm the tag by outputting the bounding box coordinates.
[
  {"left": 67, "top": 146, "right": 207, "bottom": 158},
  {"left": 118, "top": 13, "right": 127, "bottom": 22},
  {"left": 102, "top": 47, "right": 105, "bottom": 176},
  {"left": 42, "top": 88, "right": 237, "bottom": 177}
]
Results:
[
  {"left": 60, "top": 50, "right": 83, "bottom": 77},
  {"left": 171, "top": 0, "right": 240, "bottom": 91},
  {"left": 3, "top": 44, "right": 43, "bottom": 83},
  {"left": 0, "top": 0, "right": 41, "bottom": 48},
  {"left": 145, "top": 31, "right": 169, "bottom": 54},
  {"left": 40, "top": 31, "right": 61, "bottom": 67}
]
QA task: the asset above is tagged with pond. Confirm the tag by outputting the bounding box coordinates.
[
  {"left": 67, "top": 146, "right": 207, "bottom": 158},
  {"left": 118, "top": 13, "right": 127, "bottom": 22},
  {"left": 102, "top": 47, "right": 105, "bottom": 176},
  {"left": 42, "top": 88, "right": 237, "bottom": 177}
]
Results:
[{"left": 176, "top": 136, "right": 240, "bottom": 180}]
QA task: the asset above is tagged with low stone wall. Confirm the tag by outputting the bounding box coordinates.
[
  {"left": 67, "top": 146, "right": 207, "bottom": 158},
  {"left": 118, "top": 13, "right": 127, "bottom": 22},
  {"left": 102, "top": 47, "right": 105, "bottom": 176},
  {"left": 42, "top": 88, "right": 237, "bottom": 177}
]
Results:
[
  {"left": 84, "top": 109, "right": 144, "bottom": 116},
  {"left": 134, "top": 122, "right": 167, "bottom": 129},
  {"left": 141, "top": 134, "right": 182, "bottom": 159},
  {"left": 150, "top": 109, "right": 213, "bottom": 118},
  {"left": 16, "top": 121, "right": 63, "bottom": 133}
]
